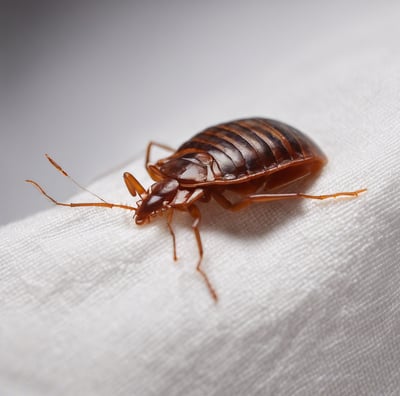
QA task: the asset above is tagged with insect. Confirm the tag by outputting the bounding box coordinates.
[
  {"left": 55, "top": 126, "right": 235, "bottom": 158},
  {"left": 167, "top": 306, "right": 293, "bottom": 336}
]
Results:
[{"left": 27, "top": 117, "right": 366, "bottom": 302}]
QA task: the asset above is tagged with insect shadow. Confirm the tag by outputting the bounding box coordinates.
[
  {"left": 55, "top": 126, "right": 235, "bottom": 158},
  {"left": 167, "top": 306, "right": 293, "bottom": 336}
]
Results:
[{"left": 198, "top": 175, "right": 320, "bottom": 239}]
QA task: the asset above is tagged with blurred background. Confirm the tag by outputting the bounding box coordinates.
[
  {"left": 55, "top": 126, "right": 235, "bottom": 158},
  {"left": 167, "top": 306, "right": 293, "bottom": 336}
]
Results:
[{"left": 0, "top": 1, "right": 394, "bottom": 225}]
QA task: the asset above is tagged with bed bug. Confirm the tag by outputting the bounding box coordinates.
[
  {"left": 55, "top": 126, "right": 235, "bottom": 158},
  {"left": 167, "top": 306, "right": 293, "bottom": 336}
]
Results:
[{"left": 27, "top": 117, "right": 366, "bottom": 302}]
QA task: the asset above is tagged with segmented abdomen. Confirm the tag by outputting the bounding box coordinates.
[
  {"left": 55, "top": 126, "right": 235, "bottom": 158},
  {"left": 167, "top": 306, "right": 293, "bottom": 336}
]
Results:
[{"left": 177, "top": 117, "right": 326, "bottom": 180}]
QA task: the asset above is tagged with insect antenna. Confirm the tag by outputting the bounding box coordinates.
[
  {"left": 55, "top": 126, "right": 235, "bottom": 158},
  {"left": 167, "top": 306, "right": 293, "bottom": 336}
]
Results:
[
  {"left": 45, "top": 154, "right": 108, "bottom": 203},
  {"left": 25, "top": 179, "right": 137, "bottom": 211},
  {"left": 26, "top": 154, "right": 137, "bottom": 211}
]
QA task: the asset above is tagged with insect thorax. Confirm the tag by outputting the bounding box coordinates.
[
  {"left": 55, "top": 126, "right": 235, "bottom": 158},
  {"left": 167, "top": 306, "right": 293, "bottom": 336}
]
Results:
[{"left": 157, "top": 153, "right": 216, "bottom": 183}]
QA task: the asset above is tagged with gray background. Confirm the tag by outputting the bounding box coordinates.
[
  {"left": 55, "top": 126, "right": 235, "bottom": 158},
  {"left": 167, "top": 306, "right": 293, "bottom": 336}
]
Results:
[{"left": 0, "top": 1, "right": 388, "bottom": 225}]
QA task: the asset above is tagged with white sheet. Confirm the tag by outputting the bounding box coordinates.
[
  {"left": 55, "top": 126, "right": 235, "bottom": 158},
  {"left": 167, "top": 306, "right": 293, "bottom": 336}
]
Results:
[{"left": 2, "top": 5, "right": 400, "bottom": 396}]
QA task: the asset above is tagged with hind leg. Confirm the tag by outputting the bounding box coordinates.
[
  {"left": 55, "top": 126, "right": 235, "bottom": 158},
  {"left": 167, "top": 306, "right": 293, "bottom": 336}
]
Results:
[{"left": 212, "top": 189, "right": 367, "bottom": 211}]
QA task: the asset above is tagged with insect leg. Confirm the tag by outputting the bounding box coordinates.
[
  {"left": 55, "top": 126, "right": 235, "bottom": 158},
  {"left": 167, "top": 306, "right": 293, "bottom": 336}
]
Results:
[
  {"left": 212, "top": 192, "right": 235, "bottom": 209},
  {"left": 167, "top": 209, "right": 178, "bottom": 261},
  {"left": 221, "top": 189, "right": 367, "bottom": 211},
  {"left": 188, "top": 205, "right": 218, "bottom": 302},
  {"left": 26, "top": 180, "right": 136, "bottom": 211},
  {"left": 123, "top": 172, "right": 146, "bottom": 198},
  {"left": 145, "top": 141, "right": 175, "bottom": 168}
]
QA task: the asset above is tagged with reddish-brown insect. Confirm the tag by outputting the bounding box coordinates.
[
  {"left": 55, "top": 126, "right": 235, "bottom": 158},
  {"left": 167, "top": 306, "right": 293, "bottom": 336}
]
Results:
[{"left": 27, "top": 118, "right": 366, "bottom": 302}]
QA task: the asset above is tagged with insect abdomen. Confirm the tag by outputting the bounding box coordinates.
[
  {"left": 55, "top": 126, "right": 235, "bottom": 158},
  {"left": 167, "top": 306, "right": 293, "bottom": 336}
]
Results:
[{"left": 177, "top": 118, "right": 326, "bottom": 179}]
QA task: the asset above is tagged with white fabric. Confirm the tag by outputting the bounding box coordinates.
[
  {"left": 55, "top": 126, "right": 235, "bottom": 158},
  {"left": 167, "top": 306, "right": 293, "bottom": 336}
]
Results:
[{"left": 2, "top": 7, "right": 400, "bottom": 396}]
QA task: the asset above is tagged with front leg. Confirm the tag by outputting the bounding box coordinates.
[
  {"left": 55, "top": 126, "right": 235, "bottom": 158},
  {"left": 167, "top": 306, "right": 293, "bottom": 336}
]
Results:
[{"left": 187, "top": 205, "right": 218, "bottom": 302}]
